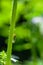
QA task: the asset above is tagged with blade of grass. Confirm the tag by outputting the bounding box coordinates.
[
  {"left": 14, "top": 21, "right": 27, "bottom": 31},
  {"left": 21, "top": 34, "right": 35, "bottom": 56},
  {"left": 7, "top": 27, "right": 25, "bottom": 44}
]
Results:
[{"left": 6, "top": 0, "right": 17, "bottom": 65}]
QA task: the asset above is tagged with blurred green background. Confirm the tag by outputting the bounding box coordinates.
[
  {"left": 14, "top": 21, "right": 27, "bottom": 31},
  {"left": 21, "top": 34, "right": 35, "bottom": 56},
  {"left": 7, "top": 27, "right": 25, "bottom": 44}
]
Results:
[{"left": 0, "top": 0, "right": 43, "bottom": 65}]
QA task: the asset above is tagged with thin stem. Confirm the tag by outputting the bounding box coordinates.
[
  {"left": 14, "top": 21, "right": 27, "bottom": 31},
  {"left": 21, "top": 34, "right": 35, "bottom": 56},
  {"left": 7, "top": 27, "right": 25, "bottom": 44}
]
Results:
[
  {"left": 32, "top": 44, "right": 37, "bottom": 65},
  {"left": 6, "top": 0, "right": 17, "bottom": 65}
]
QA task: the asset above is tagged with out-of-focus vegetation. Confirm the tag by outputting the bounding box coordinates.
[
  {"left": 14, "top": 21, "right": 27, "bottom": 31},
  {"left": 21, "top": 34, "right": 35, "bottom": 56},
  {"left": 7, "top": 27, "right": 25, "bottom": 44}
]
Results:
[{"left": 0, "top": 0, "right": 43, "bottom": 65}]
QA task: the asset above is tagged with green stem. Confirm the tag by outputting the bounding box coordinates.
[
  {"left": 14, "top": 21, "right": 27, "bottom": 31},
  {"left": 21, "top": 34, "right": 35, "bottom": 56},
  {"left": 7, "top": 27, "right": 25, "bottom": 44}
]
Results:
[
  {"left": 32, "top": 44, "right": 37, "bottom": 65},
  {"left": 6, "top": 0, "right": 17, "bottom": 65}
]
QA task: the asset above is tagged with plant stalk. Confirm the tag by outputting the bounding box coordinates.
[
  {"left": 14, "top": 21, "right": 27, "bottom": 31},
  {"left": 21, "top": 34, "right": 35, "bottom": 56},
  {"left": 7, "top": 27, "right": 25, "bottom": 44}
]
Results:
[{"left": 6, "top": 0, "right": 17, "bottom": 65}]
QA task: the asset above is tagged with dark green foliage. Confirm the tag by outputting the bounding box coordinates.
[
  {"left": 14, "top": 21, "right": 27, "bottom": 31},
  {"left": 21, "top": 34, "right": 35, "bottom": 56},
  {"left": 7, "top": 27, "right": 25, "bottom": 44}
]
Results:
[{"left": 0, "top": 0, "right": 43, "bottom": 65}]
